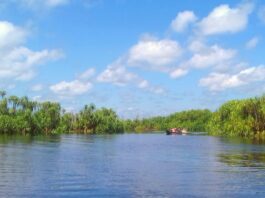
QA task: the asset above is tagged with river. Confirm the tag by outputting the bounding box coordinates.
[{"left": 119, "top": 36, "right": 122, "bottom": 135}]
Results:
[{"left": 0, "top": 134, "right": 265, "bottom": 197}]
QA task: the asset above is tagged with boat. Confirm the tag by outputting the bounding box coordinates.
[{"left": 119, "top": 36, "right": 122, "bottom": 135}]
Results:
[{"left": 166, "top": 128, "right": 188, "bottom": 135}]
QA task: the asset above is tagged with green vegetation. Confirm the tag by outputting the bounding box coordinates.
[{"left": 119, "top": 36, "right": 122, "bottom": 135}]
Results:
[
  {"left": 0, "top": 91, "right": 212, "bottom": 135},
  {"left": 1, "top": 90, "right": 265, "bottom": 138},
  {"left": 218, "top": 152, "right": 265, "bottom": 168},
  {"left": 0, "top": 91, "right": 123, "bottom": 135},
  {"left": 207, "top": 95, "right": 265, "bottom": 138},
  {"left": 123, "top": 109, "right": 212, "bottom": 132}
]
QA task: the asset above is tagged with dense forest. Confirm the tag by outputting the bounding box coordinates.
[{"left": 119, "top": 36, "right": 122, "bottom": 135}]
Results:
[
  {"left": 0, "top": 91, "right": 124, "bottom": 135},
  {"left": 1, "top": 90, "right": 265, "bottom": 138}
]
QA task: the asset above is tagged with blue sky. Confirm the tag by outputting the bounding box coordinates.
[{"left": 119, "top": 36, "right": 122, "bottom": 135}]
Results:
[{"left": 0, "top": 0, "right": 265, "bottom": 118}]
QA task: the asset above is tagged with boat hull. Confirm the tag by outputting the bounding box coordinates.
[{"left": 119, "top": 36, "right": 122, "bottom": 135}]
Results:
[
  {"left": 166, "top": 131, "right": 183, "bottom": 135},
  {"left": 166, "top": 128, "right": 188, "bottom": 135}
]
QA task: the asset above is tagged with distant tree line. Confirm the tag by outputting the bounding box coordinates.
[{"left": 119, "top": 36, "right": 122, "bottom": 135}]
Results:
[
  {"left": 131, "top": 95, "right": 265, "bottom": 138},
  {"left": 1, "top": 90, "right": 265, "bottom": 138},
  {"left": 123, "top": 109, "right": 212, "bottom": 132}
]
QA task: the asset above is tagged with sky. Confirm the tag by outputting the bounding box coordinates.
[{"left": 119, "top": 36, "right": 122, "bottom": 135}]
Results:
[{"left": 0, "top": 0, "right": 265, "bottom": 118}]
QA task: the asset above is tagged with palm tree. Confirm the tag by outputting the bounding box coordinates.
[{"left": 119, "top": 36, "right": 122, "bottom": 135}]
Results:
[
  {"left": 30, "top": 101, "right": 38, "bottom": 112},
  {"left": 0, "top": 98, "right": 8, "bottom": 114},
  {"left": 8, "top": 95, "right": 19, "bottom": 113},
  {"left": 20, "top": 96, "right": 29, "bottom": 111}
]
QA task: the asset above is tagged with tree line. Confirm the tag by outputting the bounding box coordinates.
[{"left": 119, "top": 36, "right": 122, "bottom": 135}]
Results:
[
  {"left": 133, "top": 95, "right": 265, "bottom": 138},
  {"left": 1, "top": 90, "right": 265, "bottom": 138},
  {"left": 123, "top": 109, "right": 212, "bottom": 132},
  {"left": 0, "top": 91, "right": 212, "bottom": 135},
  {"left": 0, "top": 91, "right": 123, "bottom": 135}
]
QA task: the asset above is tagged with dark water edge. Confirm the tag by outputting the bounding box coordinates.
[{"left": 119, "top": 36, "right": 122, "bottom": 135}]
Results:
[{"left": 0, "top": 133, "right": 265, "bottom": 198}]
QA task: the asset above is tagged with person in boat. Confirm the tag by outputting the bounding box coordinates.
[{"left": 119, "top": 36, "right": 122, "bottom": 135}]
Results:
[
  {"left": 166, "top": 127, "right": 188, "bottom": 134},
  {"left": 167, "top": 128, "right": 181, "bottom": 133}
]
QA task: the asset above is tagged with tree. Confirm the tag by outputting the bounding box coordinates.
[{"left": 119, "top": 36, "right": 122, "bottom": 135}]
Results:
[
  {"left": 0, "top": 90, "right": 6, "bottom": 99},
  {"left": 33, "top": 102, "right": 61, "bottom": 135},
  {"left": 8, "top": 95, "right": 20, "bottom": 113}
]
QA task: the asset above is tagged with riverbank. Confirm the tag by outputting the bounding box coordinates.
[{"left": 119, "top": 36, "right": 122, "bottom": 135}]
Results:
[{"left": 1, "top": 91, "right": 265, "bottom": 138}]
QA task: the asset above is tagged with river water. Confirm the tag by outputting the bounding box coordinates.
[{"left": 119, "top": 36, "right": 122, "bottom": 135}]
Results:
[{"left": 0, "top": 134, "right": 265, "bottom": 197}]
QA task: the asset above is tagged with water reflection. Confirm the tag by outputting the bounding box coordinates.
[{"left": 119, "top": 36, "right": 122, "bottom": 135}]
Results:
[
  {"left": 219, "top": 136, "right": 265, "bottom": 145},
  {"left": 218, "top": 152, "right": 265, "bottom": 168},
  {"left": 0, "top": 134, "right": 265, "bottom": 197},
  {"left": 0, "top": 134, "right": 62, "bottom": 145}
]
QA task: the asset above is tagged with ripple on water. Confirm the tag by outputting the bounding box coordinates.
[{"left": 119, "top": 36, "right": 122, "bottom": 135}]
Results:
[{"left": 0, "top": 134, "right": 265, "bottom": 197}]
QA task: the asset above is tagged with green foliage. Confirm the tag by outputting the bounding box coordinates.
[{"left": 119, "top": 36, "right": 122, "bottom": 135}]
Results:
[
  {"left": 93, "top": 108, "right": 124, "bottom": 134},
  {"left": 0, "top": 91, "right": 124, "bottom": 135},
  {"left": 58, "top": 113, "right": 75, "bottom": 133},
  {"left": 33, "top": 102, "right": 61, "bottom": 135},
  {"left": 2, "top": 90, "right": 265, "bottom": 137},
  {"left": 207, "top": 95, "right": 265, "bottom": 137},
  {"left": 124, "top": 109, "right": 212, "bottom": 132}
]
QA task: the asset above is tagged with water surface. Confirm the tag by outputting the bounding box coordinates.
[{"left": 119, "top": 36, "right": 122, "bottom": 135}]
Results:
[{"left": 0, "top": 134, "right": 265, "bottom": 197}]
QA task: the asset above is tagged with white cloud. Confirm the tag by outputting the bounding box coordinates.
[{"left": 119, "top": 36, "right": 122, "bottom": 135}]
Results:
[
  {"left": 101, "top": 36, "right": 185, "bottom": 81},
  {"left": 200, "top": 65, "right": 265, "bottom": 91},
  {"left": 238, "top": 66, "right": 265, "bottom": 82},
  {"left": 78, "top": 68, "right": 96, "bottom": 80},
  {"left": 97, "top": 63, "right": 138, "bottom": 86},
  {"left": 188, "top": 44, "right": 236, "bottom": 69},
  {"left": 188, "top": 40, "right": 206, "bottom": 52},
  {"left": 213, "top": 62, "right": 249, "bottom": 73},
  {"left": 0, "top": 21, "right": 27, "bottom": 49},
  {"left": 50, "top": 80, "right": 92, "bottom": 96},
  {"left": 188, "top": 41, "right": 247, "bottom": 73},
  {"left": 127, "top": 38, "right": 182, "bottom": 70},
  {"left": 245, "top": 37, "right": 259, "bottom": 49},
  {"left": 97, "top": 62, "right": 165, "bottom": 94},
  {"left": 200, "top": 73, "right": 244, "bottom": 91},
  {"left": 50, "top": 67, "right": 96, "bottom": 97},
  {"left": 169, "top": 42, "right": 237, "bottom": 79},
  {"left": 0, "top": 47, "right": 63, "bottom": 80},
  {"left": 171, "top": 11, "right": 197, "bottom": 32},
  {"left": 0, "top": 21, "right": 63, "bottom": 81},
  {"left": 198, "top": 2, "right": 253, "bottom": 35},
  {"left": 170, "top": 68, "right": 188, "bottom": 79}
]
